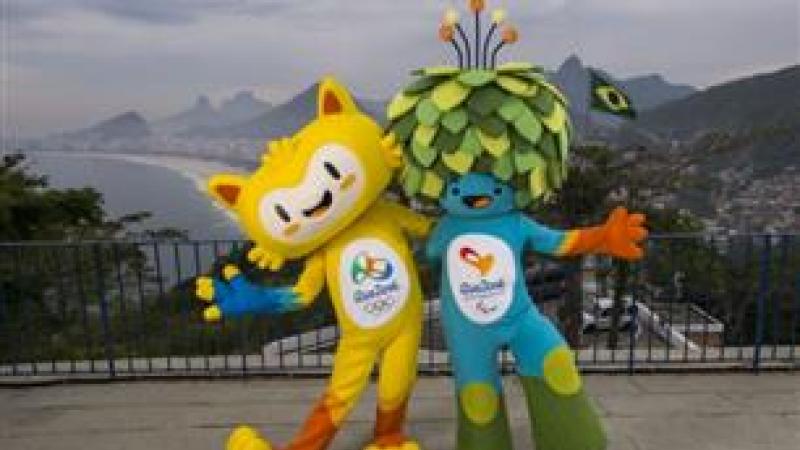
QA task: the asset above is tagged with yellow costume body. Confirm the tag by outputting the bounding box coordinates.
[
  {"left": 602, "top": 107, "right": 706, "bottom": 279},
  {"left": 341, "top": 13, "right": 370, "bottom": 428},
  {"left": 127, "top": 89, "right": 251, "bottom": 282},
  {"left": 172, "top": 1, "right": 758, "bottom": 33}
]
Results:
[{"left": 198, "top": 78, "right": 430, "bottom": 450}]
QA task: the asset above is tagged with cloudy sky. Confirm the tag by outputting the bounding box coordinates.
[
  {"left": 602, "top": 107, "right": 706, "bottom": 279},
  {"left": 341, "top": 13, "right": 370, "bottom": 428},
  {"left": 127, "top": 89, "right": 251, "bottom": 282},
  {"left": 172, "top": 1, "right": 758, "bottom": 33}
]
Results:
[{"left": 2, "top": 0, "right": 798, "bottom": 137}]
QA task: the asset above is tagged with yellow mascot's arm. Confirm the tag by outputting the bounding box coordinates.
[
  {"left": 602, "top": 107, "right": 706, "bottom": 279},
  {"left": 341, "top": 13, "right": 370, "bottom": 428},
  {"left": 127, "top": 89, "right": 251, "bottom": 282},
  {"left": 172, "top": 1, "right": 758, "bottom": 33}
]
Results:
[
  {"left": 292, "top": 251, "right": 327, "bottom": 306},
  {"left": 379, "top": 200, "right": 434, "bottom": 239}
]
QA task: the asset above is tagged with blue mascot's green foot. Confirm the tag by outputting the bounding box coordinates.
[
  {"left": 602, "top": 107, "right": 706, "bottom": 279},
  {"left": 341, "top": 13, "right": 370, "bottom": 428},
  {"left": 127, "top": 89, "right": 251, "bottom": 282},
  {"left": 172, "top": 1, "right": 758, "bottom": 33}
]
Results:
[
  {"left": 456, "top": 387, "right": 513, "bottom": 450},
  {"left": 520, "top": 376, "right": 607, "bottom": 450}
]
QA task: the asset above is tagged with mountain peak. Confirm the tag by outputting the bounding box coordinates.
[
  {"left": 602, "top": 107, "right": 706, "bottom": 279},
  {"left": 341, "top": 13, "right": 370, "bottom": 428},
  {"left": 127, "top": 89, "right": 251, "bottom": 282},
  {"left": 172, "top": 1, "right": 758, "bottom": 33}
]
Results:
[
  {"left": 231, "top": 90, "right": 256, "bottom": 101},
  {"left": 638, "top": 65, "right": 799, "bottom": 139},
  {"left": 67, "top": 110, "right": 151, "bottom": 140},
  {"left": 115, "top": 110, "right": 147, "bottom": 122},
  {"left": 223, "top": 90, "right": 269, "bottom": 108},
  {"left": 221, "top": 82, "right": 385, "bottom": 140},
  {"left": 195, "top": 95, "right": 214, "bottom": 109},
  {"left": 549, "top": 55, "right": 697, "bottom": 116},
  {"left": 628, "top": 73, "right": 667, "bottom": 85},
  {"left": 217, "top": 90, "right": 273, "bottom": 127},
  {"left": 558, "top": 54, "right": 584, "bottom": 73}
]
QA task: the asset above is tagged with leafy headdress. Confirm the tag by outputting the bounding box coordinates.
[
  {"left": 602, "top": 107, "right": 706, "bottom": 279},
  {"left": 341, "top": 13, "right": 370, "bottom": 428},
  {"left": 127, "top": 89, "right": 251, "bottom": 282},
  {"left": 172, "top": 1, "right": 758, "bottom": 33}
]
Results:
[{"left": 388, "top": 0, "right": 571, "bottom": 208}]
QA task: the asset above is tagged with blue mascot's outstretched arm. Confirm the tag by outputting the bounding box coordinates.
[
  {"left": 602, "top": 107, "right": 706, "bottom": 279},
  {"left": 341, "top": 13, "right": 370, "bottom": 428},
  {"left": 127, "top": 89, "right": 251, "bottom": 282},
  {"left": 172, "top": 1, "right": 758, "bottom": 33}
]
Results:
[{"left": 519, "top": 215, "right": 569, "bottom": 255}]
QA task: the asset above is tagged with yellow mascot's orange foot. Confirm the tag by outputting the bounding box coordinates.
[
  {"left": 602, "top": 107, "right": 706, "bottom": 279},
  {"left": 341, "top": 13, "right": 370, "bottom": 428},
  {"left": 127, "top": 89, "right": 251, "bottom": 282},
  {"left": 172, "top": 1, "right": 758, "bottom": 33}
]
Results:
[
  {"left": 364, "top": 440, "right": 421, "bottom": 450},
  {"left": 226, "top": 426, "right": 273, "bottom": 450}
]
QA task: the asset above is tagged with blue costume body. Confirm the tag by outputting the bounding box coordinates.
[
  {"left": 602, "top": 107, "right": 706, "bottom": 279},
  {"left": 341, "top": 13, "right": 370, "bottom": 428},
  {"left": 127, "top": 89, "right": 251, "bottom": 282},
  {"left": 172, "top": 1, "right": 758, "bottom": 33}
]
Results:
[
  {"left": 427, "top": 199, "right": 567, "bottom": 390},
  {"left": 426, "top": 173, "right": 607, "bottom": 450}
]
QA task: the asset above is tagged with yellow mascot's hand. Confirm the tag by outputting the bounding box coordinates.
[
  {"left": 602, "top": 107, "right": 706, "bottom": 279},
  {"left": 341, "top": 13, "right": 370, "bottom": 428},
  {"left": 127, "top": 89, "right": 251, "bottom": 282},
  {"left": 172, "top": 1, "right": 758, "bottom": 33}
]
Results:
[
  {"left": 381, "top": 133, "right": 404, "bottom": 169},
  {"left": 247, "top": 245, "right": 286, "bottom": 272}
]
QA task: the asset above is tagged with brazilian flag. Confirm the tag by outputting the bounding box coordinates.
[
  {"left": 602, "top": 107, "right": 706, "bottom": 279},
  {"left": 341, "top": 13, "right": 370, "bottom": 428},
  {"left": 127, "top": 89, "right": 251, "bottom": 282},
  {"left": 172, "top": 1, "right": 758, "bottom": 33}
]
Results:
[{"left": 589, "top": 68, "right": 636, "bottom": 119}]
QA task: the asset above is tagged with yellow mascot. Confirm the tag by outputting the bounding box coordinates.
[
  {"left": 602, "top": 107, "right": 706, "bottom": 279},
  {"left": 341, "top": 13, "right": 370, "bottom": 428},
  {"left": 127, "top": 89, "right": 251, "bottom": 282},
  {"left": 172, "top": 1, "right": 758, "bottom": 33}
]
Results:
[{"left": 196, "top": 78, "right": 430, "bottom": 450}]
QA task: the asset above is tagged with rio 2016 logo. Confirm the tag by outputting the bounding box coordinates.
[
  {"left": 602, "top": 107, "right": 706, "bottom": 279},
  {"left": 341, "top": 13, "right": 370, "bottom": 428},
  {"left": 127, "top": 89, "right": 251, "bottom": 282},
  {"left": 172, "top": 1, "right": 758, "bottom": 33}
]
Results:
[
  {"left": 341, "top": 239, "right": 409, "bottom": 328},
  {"left": 351, "top": 252, "right": 394, "bottom": 285}
]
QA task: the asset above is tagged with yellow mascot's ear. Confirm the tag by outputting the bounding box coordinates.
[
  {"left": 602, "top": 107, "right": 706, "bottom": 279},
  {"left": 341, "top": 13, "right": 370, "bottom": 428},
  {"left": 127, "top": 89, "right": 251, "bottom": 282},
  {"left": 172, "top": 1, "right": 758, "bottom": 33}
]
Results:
[
  {"left": 208, "top": 174, "right": 247, "bottom": 209},
  {"left": 318, "top": 76, "right": 360, "bottom": 118}
]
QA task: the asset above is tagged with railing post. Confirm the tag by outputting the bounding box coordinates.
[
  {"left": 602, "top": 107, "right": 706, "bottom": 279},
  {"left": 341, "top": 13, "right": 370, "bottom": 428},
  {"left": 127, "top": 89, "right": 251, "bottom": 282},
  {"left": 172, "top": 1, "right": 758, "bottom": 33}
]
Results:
[
  {"left": 562, "top": 258, "right": 583, "bottom": 348},
  {"left": 93, "top": 244, "right": 116, "bottom": 378},
  {"left": 628, "top": 262, "right": 639, "bottom": 375},
  {"left": 0, "top": 271, "right": 10, "bottom": 375},
  {"left": 753, "top": 235, "right": 771, "bottom": 374}
]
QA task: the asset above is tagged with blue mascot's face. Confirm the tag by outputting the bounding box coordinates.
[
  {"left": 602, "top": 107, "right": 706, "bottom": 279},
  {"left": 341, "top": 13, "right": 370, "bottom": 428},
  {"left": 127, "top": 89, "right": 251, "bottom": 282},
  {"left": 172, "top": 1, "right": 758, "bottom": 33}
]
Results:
[{"left": 441, "top": 173, "right": 514, "bottom": 217}]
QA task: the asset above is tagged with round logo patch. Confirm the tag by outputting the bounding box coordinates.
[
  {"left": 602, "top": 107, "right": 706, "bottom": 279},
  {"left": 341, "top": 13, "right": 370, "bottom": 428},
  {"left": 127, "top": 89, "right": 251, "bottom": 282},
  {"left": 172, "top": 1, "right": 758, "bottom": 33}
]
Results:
[
  {"left": 340, "top": 239, "right": 409, "bottom": 329},
  {"left": 446, "top": 234, "right": 515, "bottom": 324}
]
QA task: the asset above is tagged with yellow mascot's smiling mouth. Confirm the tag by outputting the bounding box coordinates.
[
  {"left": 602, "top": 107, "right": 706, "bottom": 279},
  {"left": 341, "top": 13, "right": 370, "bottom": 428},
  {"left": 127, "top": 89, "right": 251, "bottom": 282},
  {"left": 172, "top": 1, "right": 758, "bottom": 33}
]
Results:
[{"left": 303, "top": 190, "right": 334, "bottom": 218}]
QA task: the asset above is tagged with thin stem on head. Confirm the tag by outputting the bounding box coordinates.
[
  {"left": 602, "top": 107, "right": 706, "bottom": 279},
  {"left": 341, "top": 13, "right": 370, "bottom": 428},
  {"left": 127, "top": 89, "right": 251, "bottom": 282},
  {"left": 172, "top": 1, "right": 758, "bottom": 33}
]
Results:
[
  {"left": 452, "top": 41, "right": 464, "bottom": 68},
  {"left": 455, "top": 24, "right": 472, "bottom": 68},
  {"left": 475, "top": 12, "right": 481, "bottom": 70},
  {"left": 491, "top": 42, "right": 506, "bottom": 68},
  {"left": 482, "top": 23, "right": 497, "bottom": 69}
]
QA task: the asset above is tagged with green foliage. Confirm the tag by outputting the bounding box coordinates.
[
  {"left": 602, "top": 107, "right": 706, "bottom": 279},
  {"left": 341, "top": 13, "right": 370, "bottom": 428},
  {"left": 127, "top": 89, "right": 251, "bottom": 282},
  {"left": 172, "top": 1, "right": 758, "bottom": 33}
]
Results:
[
  {"left": 388, "top": 64, "right": 571, "bottom": 205},
  {"left": 0, "top": 153, "right": 151, "bottom": 241}
]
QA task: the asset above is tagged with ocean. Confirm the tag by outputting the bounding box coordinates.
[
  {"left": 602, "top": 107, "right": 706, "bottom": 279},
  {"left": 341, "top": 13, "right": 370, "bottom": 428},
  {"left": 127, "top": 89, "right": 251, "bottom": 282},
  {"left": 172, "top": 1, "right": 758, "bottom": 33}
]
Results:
[{"left": 22, "top": 152, "right": 243, "bottom": 240}]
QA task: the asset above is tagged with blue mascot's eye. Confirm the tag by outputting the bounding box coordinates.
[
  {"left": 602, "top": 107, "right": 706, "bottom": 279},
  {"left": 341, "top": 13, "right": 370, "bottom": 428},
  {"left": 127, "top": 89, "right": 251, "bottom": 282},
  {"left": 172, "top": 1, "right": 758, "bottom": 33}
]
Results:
[
  {"left": 452, "top": 187, "right": 460, "bottom": 196},
  {"left": 494, "top": 187, "right": 503, "bottom": 195}
]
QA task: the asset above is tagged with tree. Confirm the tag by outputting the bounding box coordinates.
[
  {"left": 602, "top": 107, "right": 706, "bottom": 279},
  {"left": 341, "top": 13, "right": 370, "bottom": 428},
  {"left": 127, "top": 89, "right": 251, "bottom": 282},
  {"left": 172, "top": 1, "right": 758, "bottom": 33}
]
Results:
[
  {"left": 0, "top": 153, "right": 157, "bottom": 362},
  {"left": 0, "top": 153, "right": 151, "bottom": 241}
]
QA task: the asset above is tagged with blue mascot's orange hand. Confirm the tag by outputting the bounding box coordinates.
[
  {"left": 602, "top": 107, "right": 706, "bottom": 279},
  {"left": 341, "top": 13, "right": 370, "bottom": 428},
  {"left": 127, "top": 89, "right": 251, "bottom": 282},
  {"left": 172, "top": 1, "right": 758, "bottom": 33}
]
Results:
[
  {"left": 563, "top": 207, "right": 647, "bottom": 260},
  {"left": 598, "top": 207, "right": 647, "bottom": 260}
]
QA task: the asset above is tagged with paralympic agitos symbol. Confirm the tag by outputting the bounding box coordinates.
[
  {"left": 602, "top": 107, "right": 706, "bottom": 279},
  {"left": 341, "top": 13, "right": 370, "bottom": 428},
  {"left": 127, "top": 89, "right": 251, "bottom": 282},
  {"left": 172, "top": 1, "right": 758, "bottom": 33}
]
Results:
[{"left": 459, "top": 246, "right": 495, "bottom": 277}]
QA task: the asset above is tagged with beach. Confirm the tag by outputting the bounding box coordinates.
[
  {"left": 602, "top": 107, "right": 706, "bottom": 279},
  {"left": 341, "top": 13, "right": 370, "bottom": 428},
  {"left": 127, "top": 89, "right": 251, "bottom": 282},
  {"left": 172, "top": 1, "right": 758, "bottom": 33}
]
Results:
[
  {"left": 33, "top": 151, "right": 249, "bottom": 193},
  {"left": 22, "top": 150, "right": 245, "bottom": 239}
]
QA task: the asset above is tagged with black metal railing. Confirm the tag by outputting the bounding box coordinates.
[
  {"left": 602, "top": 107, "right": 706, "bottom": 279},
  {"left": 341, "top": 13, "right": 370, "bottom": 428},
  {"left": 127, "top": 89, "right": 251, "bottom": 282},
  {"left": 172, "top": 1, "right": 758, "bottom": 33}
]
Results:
[{"left": 0, "top": 235, "right": 797, "bottom": 378}]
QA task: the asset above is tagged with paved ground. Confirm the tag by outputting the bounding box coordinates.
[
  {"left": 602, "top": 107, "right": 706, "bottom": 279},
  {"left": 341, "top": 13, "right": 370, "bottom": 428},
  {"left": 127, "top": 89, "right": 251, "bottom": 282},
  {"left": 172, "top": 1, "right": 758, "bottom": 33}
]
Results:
[{"left": 1, "top": 373, "right": 798, "bottom": 450}]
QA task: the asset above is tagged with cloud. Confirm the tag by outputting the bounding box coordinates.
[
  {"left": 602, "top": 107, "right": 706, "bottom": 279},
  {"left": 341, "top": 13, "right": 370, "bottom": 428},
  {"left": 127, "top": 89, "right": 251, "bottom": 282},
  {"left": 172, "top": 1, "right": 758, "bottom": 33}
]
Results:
[
  {"left": 3, "top": 0, "right": 296, "bottom": 26},
  {"left": 3, "top": 0, "right": 798, "bottom": 136}
]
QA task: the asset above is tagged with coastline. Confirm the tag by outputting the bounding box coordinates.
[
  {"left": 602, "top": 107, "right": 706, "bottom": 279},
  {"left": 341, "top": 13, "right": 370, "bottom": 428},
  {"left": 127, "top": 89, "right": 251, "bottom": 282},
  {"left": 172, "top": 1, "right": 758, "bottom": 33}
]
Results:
[
  {"left": 23, "top": 150, "right": 248, "bottom": 193},
  {"left": 23, "top": 150, "right": 246, "bottom": 224}
]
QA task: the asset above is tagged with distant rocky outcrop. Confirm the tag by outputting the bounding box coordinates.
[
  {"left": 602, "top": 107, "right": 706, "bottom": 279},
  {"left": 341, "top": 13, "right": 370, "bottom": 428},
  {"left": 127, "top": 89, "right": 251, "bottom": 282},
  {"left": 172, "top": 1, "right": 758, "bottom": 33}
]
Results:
[
  {"left": 220, "top": 84, "right": 318, "bottom": 138},
  {"left": 159, "top": 95, "right": 220, "bottom": 133},
  {"left": 219, "top": 91, "right": 274, "bottom": 125},
  {"left": 217, "top": 84, "right": 386, "bottom": 139},
  {"left": 549, "top": 55, "right": 696, "bottom": 115},
  {"left": 157, "top": 91, "right": 272, "bottom": 136},
  {"left": 635, "top": 65, "right": 800, "bottom": 140},
  {"left": 547, "top": 55, "right": 697, "bottom": 140},
  {"left": 621, "top": 74, "right": 696, "bottom": 112},
  {"left": 65, "top": 111, "right": 151, "bottom": 141}
]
